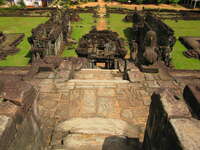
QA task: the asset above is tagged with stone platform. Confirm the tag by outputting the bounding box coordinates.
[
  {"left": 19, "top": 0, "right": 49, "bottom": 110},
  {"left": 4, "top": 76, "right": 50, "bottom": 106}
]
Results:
[
  {"left": 24, "top": 59, "right": 200, "bottom": 150},
  {"left": 0, "top": 59, "right": 199, "bottom": 150},
  {"left": 35, "top": 68, "right": 154, "bottom": 149}
]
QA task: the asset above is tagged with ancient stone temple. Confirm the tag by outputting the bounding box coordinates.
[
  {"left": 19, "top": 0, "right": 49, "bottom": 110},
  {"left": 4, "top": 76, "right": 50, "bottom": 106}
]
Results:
[
  {"left": 76, "top": 29, "right": 127, "bottom": 69},
  {"left": 28, "top": 10, "right": 71, "bottom": 62},
  {"left": 1, "top": 5, "right": 200, "bottom": 150},
  {"left": 131, "top": 12, "right": 176, "bottom": 67}
]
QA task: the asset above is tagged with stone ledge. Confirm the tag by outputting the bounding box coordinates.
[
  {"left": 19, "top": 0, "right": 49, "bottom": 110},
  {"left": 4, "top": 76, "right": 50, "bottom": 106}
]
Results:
[
  {"left": 56, "top": 117, "right": 140, "bottom": 138},
  {"left": 154, "top": 89, "right": 191, "bottom": 119},
  {"left": 68, "top": 79, "right": 129, "bottom": 83}
]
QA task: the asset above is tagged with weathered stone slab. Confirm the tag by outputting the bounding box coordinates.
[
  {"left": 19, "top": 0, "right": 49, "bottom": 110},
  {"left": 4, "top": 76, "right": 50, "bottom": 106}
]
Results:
[
  {"left": 1, "top": 81, "right": 36, "bottom": 106},
  {"left": 126, "top": 62, "right": 140, "bottom": 72},
  {"left": 144, "top": 73, "right": 155, "bottom": 81},
  {"left": 155, "top": 89, "right": 191, "bottom": 119},
  {"left": 158, "top": 68, "right": 173, "bottom": 81},
  {"left": 121, "top": 109, "right": 133, "bottom": 120},
  {"left": 67, "top": 89, "right": 83, "bottom": 118},
  {"left": 127, "top": 71, "right": 145, "bottom": 82},
  {"left": 69, "top": 79, "right": 128, "bottom": 84},
  {"left": 145, "top": 81, "right": 160, "bottom": 88},
  {"left": 56, "top": 70, "right": 72, "bottom": 81},
  {"left": 97, "top": 88, "right": 115, "bottom": 97},
  {"left": 82, "top": 89, "right": 96, "bottom": 115},
  {"left": 0, "top": 101, "right": 19, "bottom": 117},
  {"left": 158, "top": 80, "right": 177, "bottom": 88},
  {"left": 56, "top": 117, "right": 139, "bottom": 138},
  {"left": 142, "top": 96, "right": 151, "bottom": 106},
  {"left": 97, "top": 97, "right": 114, "bottom": 117}
]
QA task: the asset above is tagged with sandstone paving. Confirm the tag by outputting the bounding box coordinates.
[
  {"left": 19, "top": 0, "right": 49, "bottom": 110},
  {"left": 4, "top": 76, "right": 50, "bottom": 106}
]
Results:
[
  {"left": 35, "top": 69, "right": 152, "bottom": 149},
  {"left": 56, "top": 117, "right": 140, "bottom": 137},
  {"left": 35, "top": 67, "right": 191, "bottom": 149}
]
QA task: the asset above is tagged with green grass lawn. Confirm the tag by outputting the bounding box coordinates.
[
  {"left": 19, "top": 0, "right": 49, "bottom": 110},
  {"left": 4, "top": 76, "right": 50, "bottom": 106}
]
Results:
[
  {"left": 164, "top": 20, "right": 200, "bottom": 70},
  {"left": 62, "top": 13, "right": 95, "bottom": 57},
  {"left": 0, "top": 17, "right": 48, "bottom": 66},
  {"left": 107, "top": 13, "right": 133, "bottom": 56}
]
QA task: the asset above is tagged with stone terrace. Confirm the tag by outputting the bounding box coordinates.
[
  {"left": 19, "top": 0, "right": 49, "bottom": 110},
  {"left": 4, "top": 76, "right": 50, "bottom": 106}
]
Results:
[
  {"left": 0, "top": 59, "right": 199, "bottom": 149},
  {"left": 29, "top": 62, "right": 189, "bottom": 150}
]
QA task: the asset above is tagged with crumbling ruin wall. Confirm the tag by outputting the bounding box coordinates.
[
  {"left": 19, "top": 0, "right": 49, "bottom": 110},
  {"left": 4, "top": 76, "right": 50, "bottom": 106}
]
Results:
[
  {"left": 0, "top": 75, "right": 43, "bottom": 150},
  {"left": 143, "top": 88, "right": 200, "bottom": 150},
  {"left": 28, "top": 9, "right": 71, "bottom": 62},
  {"left": 24, "top": 56, "right": 89, "bottom": 81},
  {"left": 131, "top": 12, "right": 176, "bottom": 67}
]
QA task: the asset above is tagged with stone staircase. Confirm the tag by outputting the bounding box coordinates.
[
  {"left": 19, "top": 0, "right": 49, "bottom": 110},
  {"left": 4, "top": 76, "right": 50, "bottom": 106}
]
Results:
[
  {"left": 73, "top": 69, "right": 124, "bottom": 80},
  {"left": 43, "top": 69, "right": 142, "bottom": 150}
]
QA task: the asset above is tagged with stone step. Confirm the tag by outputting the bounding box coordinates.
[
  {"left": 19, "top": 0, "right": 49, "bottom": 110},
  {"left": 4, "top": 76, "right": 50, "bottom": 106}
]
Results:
[
  {"left": 56, "top": 117, "right": 139, "bottom": 138},
  {"left": 73, "top": 69, "right": 123, "bottom": 80},
  {"left": 55, "top": 117, "right": 141, "bottom": 150},
  {"left": 51, "top": 134, "right": 141, "bottom": 150},
  {"left": 68, "top": 80, "right": 128, "bottom": 88},
  {"left": 79, "top": 69, "right": 120, "bottom": 72},
  {"left": 55, "top": 80, "right": 129, "bottom": 89},
  {"left": 68, "top": 79, "right": 129, "bottom": 84}
]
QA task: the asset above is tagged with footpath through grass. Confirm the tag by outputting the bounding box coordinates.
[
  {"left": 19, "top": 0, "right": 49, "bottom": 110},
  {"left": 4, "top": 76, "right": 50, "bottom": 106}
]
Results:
[
  {"left": 0, "top": 17, "right": 48, "bottom": 66},
  {"left": 62, "top": 13, "right": 95, "bottom": 57},
  {"left": 164, "top": 20, "right": 200, "bottom": 70}
]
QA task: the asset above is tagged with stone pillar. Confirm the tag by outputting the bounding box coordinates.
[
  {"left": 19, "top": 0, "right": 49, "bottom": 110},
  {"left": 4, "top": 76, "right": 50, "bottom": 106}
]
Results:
[{"left": 143, "top": 88, "right": 200, "bottom": 150}]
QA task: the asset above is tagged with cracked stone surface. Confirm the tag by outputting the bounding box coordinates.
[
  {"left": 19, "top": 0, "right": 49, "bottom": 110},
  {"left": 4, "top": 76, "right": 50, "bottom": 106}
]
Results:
[{"left": 33, "top": 66, "right": 191, "bottom": 149}]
